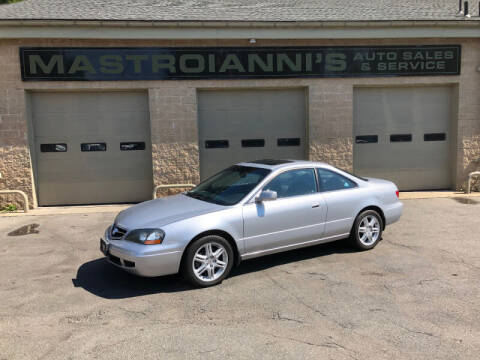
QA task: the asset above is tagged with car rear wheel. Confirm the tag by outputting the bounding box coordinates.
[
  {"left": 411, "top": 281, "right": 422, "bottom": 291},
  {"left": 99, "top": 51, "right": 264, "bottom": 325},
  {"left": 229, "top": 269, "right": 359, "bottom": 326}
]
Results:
[
  {"left": 182, "top": 235, "right": 234, "bottom": 287},
  {"left": 350, "top": 210, "right": 383, "bottom": 250}
]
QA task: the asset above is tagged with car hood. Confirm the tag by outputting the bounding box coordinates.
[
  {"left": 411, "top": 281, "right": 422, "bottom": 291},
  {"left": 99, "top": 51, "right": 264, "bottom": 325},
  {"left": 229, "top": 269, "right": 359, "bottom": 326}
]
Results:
[{"left": 114, "top": 194, "right": 224, "bottom": 230}]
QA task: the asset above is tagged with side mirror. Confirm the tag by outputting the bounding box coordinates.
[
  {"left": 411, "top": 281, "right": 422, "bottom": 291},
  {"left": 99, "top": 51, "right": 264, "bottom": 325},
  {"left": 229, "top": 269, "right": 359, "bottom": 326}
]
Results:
[{"left": 255, "top": 190, "right": 277, "bottom": 203}]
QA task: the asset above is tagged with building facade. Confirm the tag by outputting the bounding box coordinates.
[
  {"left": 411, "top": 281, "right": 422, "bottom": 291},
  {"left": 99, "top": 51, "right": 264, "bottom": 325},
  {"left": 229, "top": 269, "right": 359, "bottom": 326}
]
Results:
[{"left": 0, "top": 1, "right": 479, "bottom": 207}]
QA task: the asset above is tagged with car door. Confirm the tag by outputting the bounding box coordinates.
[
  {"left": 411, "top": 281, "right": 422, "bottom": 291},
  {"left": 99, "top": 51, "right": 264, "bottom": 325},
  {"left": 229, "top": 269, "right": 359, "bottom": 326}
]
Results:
[
  {"left": 242, "top": 168, "right": 327, "bottom": 255},
  {"left": 316, "top": 168, "right": 365, "bottom": 238}
]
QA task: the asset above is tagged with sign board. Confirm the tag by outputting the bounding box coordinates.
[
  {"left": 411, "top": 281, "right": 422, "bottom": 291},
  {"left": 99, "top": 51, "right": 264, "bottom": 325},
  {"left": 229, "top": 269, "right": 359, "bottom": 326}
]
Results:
[{"left": 20, "top": 45, "right": 461, "bottom": 81}]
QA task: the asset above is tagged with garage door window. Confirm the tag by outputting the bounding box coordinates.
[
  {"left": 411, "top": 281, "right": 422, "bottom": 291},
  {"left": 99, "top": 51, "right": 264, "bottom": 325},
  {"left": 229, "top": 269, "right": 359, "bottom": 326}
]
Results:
[
  {"left": 390, "top": 134, "right": 412, "bottom": 142},
  {"left": 241, "top": 139, "right": 265, "bottom": 147},
  {"left": 81, "top": 143, "right": 107, "bottom": 151},
  {"left": 317, "top": 168, "right": 357, "bottom": 192},
  {"left": 205, "top": 140, "right": 229, "bottom": 149},
  {"left": 278, "top": 138, "right": 301, "bottom": 147},
  {"left": 264, "top": 169, "right": 317, "bottom": 198},
  {"left": 40, "top": 143, "right": 67, "bottom": 152},
  {"left": 355, "top": 135, "right": 378, "bottom": 144},
  {"left": 120, "top": 142, "right": 145, "bottom": 151},
  {"left": 424, "top": 133, "right": 446, "bottom": 141}
]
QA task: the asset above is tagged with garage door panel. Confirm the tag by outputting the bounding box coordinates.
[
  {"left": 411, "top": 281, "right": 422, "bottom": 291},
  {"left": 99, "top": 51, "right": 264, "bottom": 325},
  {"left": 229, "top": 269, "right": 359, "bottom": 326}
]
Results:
[
  {"left": 198, "top": 89, "right": 306, "bottom": 179},
  {"left": 354, "top": 86, "right": 452, "bottom": 190},
  {"left": 38, "top": 180, "right": 153, "bottom": 206},
  {"left": 33, "top": 91, "right": 153, "bottom": 206},
  {"left": 33, "top": 92, "right": 148, "bottom": 112},
  {"left": 33, "top": 112, "right": 150, "bottom": 139}
]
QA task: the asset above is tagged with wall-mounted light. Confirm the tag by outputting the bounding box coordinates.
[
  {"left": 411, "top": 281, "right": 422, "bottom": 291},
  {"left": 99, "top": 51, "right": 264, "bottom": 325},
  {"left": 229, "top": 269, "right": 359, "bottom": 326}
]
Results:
[{"left": 249, "top": 38, "right": 256, "bottom": 44}]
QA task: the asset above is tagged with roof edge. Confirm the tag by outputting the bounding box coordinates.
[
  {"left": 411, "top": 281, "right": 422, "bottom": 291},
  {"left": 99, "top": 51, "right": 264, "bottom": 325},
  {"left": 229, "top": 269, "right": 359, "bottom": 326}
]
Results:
[
  {"left": 0, "top": 19, "right": 480, "bottom": 28},
  {"left": 0, "top": 19, "right": 479, "bottom": 40}
]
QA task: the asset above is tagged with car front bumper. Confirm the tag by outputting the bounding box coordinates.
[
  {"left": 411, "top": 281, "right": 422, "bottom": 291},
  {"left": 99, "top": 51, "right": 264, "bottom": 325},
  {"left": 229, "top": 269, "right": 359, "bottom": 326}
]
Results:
[{"left": 100, "top": 237, "right": 182, "bottom": 277}]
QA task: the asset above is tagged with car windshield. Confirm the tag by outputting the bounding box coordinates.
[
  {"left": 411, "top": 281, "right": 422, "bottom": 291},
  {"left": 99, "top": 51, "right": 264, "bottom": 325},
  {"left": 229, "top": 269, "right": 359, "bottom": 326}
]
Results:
[{"left": 185, "top": 165, "right": 271, "bottom": 205}]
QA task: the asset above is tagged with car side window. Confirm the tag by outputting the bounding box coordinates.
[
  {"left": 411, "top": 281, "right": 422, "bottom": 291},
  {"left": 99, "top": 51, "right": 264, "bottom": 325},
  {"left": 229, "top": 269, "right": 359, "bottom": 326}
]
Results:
[
  {"left": 317, "top": 168, "right": 357, "bottom": 192},
  {"left": 264, "top": 168, "right": 317, "bottom": 198}
]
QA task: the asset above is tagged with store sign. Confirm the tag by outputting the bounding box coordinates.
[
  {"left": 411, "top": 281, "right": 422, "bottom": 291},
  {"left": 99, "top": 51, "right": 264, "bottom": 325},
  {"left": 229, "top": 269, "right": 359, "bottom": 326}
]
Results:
[{"left": 20, "top": 45, "right": 461, "bottom": 81}]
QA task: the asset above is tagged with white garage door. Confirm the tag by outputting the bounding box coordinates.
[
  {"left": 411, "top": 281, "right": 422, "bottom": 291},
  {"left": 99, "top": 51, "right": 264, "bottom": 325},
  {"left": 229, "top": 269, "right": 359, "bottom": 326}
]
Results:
[
  {"left": 198, "top": 89, "right": 306, "bottom": 179},
  {"left": 32, "top": 91, "right": 153, "bottom": 206},
  {"left": 353, "top": 86, "right": 452, "bottom": 190}
]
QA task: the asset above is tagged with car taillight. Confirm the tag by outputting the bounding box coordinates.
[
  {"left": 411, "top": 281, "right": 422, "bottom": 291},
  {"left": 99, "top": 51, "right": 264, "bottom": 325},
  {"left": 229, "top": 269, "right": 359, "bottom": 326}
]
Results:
[{"left": 395, "top": 190, "right": 400, "bottom": 199}]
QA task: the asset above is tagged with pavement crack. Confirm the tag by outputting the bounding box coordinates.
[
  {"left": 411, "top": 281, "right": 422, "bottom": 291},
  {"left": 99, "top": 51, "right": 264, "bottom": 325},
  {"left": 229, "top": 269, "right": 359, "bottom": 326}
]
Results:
[
  {"left": 260, "top": 332, "right": 359, "bottom": 359},
  {"left": 272, "top": 311, "right": 304, "bottom": 324},
  {"left": 396, "top": 324, "right": 437, "bottom": 338},
  {"left": 264, "top": 272, "right": 360, "bottom": 332},
  {"left": 417, "top": 278, "right": 438, "bottom": 285},
  {"left": 118, "top": 307, "right": 147, "bottom": 317},
  {"left": 305, "top": 272, "right": 327, "bottom": 279},
  {"left": 436, "top": 248, "right": 480, "bottom": 271},
  {"left": 266, "top": 273, "right": 327, "bottom": 317},
  {"left": 383, "top": 284, "right": 393, "bottom": 294},
  {"left": 198, "top": 348, "right": 217, "bottom": 354},
  {"left": 385, "top": 240, "right": 418, "bottom": 251}
]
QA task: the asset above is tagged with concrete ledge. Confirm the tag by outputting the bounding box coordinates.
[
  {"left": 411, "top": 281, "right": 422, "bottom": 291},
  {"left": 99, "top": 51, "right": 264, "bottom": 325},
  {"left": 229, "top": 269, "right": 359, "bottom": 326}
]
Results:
[
  {"left": 0, "top": 204, "right": 131, "bottom": 217},
  {"left": 399, "top": 191, "right": 480, "bottom": 200}
]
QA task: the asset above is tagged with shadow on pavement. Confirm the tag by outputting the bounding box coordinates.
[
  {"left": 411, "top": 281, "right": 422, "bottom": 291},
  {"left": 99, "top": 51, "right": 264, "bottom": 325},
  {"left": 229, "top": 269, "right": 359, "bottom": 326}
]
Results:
[
  {"left": 230, "top": 239, "right": 356, "bottom": 278},
  {"left": 73, "top": 239, "right": 355, "bottom": 299},
  {"left": 72, "top": 258, "right": 190, "bottom": 299}
]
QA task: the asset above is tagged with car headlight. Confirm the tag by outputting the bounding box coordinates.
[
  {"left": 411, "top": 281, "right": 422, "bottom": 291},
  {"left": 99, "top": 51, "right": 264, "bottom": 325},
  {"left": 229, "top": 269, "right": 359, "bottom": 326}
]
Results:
[{"left": 124, "top": 229, "right": 165, "bottom": 245}]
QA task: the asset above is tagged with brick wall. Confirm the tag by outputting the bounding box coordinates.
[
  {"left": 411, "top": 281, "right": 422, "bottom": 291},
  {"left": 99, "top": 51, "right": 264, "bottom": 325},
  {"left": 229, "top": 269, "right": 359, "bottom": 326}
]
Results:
[{"left": 0, "top": 37, "right": 479, "bottom": 208}]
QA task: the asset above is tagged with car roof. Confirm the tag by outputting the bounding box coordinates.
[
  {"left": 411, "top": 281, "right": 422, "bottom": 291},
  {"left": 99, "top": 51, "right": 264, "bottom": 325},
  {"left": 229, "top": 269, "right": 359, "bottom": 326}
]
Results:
[{"left": 238, "top": 159, "right": 330, "bottom": 171}]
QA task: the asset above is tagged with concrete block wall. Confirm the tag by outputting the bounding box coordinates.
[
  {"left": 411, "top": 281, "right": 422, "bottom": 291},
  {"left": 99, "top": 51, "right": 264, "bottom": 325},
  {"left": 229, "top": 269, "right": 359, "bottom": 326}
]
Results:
[
  {"left": 458, "top": 40, "right": 480, "bottom": 186},
  {"left": 0, "top": 37, "right": 479, "bottom": 208},
  {"left": 0, "top": 42, "right": 34, "bottom": 209}
]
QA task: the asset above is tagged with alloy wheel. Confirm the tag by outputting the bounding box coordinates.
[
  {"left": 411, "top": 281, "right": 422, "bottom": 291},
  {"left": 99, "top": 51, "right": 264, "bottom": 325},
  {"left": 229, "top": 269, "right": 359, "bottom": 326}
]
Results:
[
  {"left": 357, "top": 215, "right": 381, "bottom": 246},
  {"left": 192, "top": 242, "right": 229, "bottom": 282}
]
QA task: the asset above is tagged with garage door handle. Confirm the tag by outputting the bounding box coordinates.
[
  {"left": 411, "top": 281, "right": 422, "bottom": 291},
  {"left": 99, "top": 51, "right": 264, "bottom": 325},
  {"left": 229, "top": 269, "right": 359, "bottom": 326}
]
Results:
[{"left": 312, "top": 204, "right": 320, "bottom": 208}]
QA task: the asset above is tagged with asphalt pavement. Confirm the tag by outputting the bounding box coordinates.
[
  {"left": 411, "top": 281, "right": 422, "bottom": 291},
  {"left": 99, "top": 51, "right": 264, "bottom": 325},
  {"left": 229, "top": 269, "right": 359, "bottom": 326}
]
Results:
[{"left": 0, "top": 197, "right": 479, "bottom": 359}]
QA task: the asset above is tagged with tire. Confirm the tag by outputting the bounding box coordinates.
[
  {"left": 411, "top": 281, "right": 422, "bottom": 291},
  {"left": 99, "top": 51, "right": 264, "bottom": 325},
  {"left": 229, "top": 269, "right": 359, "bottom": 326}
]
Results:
[
  {"left": 350, "top": 210, "right": 383, "bottom": 250},
  {"left": 182, "top": 235, "right": 234, "bottom": 287}
]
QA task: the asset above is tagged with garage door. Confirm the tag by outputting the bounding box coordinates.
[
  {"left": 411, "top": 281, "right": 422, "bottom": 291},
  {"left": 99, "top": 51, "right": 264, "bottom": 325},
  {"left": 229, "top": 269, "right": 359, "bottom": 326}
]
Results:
[
  {"left": 198, "top": 89, "right": 306, "bottom": 179},
  {"left": 32, "top": 92, "right": 153, "bottom": 206},
  {"left": 353, "top": 87, "right": 452, "bottom": 190}
]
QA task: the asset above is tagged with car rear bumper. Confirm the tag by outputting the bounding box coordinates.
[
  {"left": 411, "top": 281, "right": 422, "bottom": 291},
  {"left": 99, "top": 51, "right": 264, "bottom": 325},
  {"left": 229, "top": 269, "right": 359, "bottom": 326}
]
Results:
[
  {"left": 101, "top": 238, "right": 182, "bottom": 277},
  {"left": 384, "top": 201, "right": 403, "bottom": 226}
]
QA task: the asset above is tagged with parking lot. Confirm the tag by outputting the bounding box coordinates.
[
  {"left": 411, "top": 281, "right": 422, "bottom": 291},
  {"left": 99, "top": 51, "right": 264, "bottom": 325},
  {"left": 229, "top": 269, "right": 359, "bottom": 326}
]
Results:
[{"left": 0, "top": 197, "right": 479, "bottom": 359}]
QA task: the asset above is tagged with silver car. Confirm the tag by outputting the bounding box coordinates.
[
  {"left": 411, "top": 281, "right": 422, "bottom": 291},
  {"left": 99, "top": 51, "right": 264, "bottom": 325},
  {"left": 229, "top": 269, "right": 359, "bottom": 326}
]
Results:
[{"left": 100, "top": 159, "right": 402, "bottom": 287}]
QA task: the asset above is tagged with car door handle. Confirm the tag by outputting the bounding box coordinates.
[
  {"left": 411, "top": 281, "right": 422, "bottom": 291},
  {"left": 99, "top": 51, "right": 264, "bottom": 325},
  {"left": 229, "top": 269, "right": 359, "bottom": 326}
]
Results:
[{"left": 312, "top": 204, "right": 320, "bottom": 208}]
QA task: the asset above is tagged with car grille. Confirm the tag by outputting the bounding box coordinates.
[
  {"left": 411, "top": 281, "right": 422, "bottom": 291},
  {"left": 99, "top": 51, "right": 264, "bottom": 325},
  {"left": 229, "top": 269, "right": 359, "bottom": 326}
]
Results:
[
  {"left": 108, "top": 254, "right": 122, "bottom": 265},
  {"left": 110, "top": 224, "right": 127, "bottom": 240}
]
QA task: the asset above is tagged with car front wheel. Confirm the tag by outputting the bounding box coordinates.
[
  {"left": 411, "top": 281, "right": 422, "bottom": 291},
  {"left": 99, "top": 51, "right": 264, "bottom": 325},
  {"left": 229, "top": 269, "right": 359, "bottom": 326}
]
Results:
[
  {"left": 182, "top": 235, "right": 234, "bottom": 287},
  {"left": 350, "top": 210, "right": 383, "bottom": 250}
]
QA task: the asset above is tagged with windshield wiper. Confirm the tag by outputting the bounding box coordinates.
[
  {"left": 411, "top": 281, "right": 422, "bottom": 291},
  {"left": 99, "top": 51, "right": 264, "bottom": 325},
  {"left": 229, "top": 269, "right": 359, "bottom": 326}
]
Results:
[{"left": 186, "top": 191, "right": 227, "bottom": 205}]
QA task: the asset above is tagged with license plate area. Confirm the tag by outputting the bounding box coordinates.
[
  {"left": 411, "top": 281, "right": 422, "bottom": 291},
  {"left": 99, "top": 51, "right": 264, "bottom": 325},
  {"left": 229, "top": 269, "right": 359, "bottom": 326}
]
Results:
[{"left": 100, "top": 239, "right": 109, "bottom": 255}]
